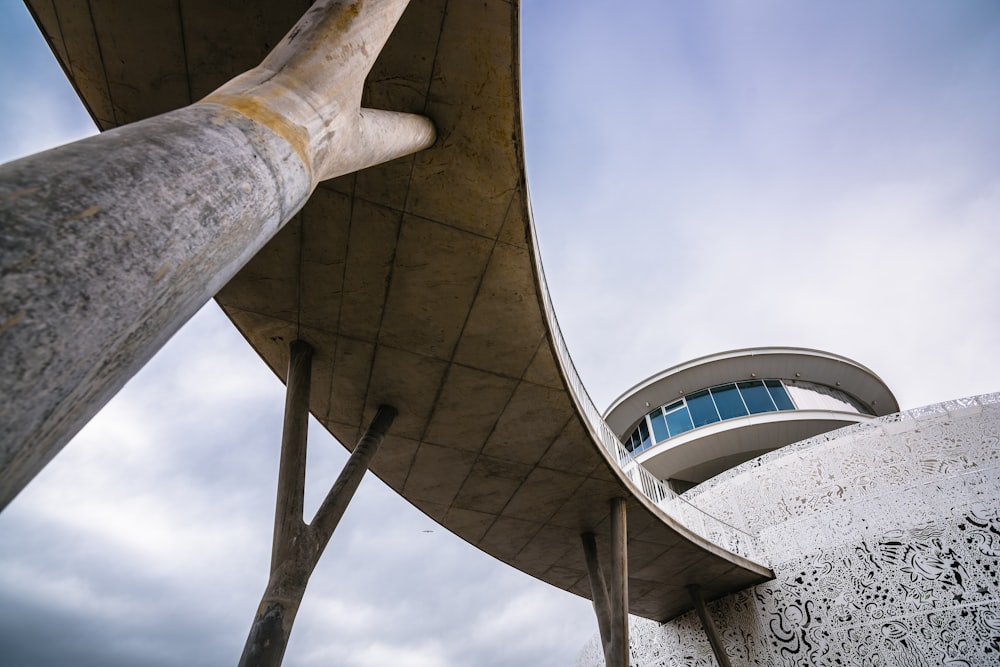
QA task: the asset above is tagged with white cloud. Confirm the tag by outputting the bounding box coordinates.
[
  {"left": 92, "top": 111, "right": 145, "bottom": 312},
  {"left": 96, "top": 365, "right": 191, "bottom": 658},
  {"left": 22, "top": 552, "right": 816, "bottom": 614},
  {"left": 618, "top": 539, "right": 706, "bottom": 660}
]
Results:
[{"left": 346, "top": 640, "right": 450, "bottom": 667}]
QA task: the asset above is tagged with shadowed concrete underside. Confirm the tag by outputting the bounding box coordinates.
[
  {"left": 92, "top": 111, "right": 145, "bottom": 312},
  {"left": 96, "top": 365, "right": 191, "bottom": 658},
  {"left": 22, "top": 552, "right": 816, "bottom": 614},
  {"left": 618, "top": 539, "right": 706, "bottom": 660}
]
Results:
[{"left": 26, "top": 0, "right": 771, "bottom": 620}]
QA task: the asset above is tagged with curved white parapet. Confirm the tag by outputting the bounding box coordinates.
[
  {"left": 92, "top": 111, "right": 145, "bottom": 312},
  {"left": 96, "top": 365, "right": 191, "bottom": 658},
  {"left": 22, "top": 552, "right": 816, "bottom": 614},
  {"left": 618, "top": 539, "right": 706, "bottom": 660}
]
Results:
[
  {"left": 527, "top": 226, "right": 769, "bottom": 565},
  {"left": 578, "top": 393, "right": 1000, "bottom": 666}
]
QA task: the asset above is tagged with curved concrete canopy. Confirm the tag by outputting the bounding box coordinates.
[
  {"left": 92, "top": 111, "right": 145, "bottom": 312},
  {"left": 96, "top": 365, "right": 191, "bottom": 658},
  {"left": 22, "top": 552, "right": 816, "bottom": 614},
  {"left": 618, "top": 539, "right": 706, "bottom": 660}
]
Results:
[{"left": 25, "top": 0, "right": 771, "bottom": 620}]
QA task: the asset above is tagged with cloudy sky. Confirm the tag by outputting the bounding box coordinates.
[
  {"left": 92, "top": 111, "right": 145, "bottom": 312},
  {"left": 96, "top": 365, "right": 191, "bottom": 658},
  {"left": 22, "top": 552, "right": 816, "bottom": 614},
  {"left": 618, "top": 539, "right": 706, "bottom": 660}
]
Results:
[{"left": 2, "top": 1, "right": 999, "bottom": 665}]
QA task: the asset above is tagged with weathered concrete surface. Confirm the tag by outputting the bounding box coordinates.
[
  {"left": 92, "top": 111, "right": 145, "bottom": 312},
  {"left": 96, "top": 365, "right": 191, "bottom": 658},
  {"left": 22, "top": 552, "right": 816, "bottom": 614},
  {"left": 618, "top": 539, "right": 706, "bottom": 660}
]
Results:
[
  {"left": 581, "top": 532, "right": 613, "bottom": 657},
  {"left": 0, "top": 104, "right": 311, "bottom": 508},
  {"left": 205, "top": 0, "right": 435, "bottom": 184},
  {"left": 608, "top": 498, "right": 629, "bottom": 667},
  {"left": 21, "top": 0, "right": 772, "bottom": 620},
  {"left": 1, "top": 0, "right": 433, "bottom": 509}
]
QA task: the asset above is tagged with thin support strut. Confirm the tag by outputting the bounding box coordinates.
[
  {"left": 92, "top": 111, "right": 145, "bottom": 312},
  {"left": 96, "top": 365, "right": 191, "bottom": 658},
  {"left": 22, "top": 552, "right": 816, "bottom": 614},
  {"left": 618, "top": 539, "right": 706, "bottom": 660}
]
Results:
[
  {"left": 580, "top": 498, "right": 630, "bottom": 667},
  {"left": 238, "top": 340, "right": 398, "bottom": 667},
  {"left": 581, "top": 532, "right": 612, "bottom": 653},
  {"left": 271, "top": 340, "right": 311, "bottom": 571},
  {"left": 687, "top": 585, "right": 733, "bottom": 667}
]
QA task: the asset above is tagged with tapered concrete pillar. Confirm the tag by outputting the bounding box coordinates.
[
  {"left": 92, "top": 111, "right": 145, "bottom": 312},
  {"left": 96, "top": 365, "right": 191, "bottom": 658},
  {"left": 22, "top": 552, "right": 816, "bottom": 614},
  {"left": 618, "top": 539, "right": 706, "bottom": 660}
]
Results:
[
  {"left": 609, "top": 497, "right": 629, "bottom": 667},
  {"left": 581, "top": 498, "right": 630, "bottom": 667},
  {"left": 0, "top": 0, "right": 434, "bottom": 510},
  {"left": 270, "top": 341, "right": 313, "bottom": 574},
  {"left": 581, "top": 532, "right": 613, "bottom": 656},
  {"left": 239, "top": 340, "right": 398, "bottom": 667}
]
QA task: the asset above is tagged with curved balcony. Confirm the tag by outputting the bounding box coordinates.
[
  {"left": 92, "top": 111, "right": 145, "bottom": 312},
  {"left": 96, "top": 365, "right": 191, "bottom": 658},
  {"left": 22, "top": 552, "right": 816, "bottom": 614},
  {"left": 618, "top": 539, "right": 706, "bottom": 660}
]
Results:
[{"left": 606, "top": 347, "right": 899, "bottom": 490}]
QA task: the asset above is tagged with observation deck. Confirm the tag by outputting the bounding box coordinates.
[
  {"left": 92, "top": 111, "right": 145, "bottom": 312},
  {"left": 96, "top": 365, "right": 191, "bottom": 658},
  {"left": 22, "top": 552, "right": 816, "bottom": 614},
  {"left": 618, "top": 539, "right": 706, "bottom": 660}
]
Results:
[
  {"left": 24, "top": 0, "right": 773, "bottom": 620},
  {"left": 606, "top": 347, "right": 899, "bottom": 492}
]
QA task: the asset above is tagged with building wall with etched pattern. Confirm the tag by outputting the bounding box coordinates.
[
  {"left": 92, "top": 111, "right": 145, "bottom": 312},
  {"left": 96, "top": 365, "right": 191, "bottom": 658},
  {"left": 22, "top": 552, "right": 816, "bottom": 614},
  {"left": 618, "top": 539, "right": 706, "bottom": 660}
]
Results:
[{"left": 578, "top": 395, "right": 1000, "bottom": 666}]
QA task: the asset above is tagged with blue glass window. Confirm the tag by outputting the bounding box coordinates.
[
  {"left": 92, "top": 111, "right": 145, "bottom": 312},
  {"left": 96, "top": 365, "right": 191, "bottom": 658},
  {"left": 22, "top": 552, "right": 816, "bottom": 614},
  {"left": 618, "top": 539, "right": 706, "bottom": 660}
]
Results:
[
  {"left": 738, "top": 380, "right": 776, "bottom": 414},
  {"left": 648, "top": 408, "right": 670, "bottom": 443},
  {"left": 664, "top": 400, "right": 694, "bottom": 437},
  {"left": 711, "top": 383, "right": 748, "bottom": 419},
  {"left": 766, "top": 380, "right": 795, "bottom": 410},
  {"left": 620, "top": 379, "right": 802, "bottom": 453},
  {"left": 636, "top": 420, "right": 651, "bottom": 453},
  {"left": 625, "top": 428, "right": 639, "bottom": 452},
  {"left": 687, "top": 390, "right": 720, "bottom": 427}
]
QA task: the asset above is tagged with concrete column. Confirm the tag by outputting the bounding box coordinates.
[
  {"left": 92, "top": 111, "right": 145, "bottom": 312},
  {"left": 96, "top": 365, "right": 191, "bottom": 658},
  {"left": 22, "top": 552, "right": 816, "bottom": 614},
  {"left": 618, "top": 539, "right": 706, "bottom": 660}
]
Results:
[
  {"left": 240, "top": 340, "right": 315, "bottom": 667},
  {"left": 239, "top": 341, "right": 397, "bottom": 667},
  {"left": 687, "top": 585, "right": 732, "bottom": 667},
  {"left": 271, "top": 340, "right": 313, "bottom": 571},
  {"left": 609, "top": 497, "right": 629, "bottom": 667},
  {"left": 581, "top": 499, "right": 630, "bottom": 667},
  {"left": 581, "top": 532, "right": 613, "bottom": 655},
  {"left": 0, "top": 0, "right": 434, "bottom": 510}
]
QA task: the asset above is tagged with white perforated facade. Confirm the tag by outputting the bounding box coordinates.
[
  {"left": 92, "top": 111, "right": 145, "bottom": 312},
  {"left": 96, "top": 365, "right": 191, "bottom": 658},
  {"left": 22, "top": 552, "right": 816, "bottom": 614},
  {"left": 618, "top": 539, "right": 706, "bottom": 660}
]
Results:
[{"left": 579, "top": 394, "right": 1000, "bottom": 666}]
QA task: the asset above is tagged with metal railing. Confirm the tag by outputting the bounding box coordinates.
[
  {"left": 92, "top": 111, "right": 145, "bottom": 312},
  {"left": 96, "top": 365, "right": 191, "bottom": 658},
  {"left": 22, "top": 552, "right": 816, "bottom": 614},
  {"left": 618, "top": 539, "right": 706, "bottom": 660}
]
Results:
[{"left": 528, "top": 225, "right": 767, "bottom": 564}]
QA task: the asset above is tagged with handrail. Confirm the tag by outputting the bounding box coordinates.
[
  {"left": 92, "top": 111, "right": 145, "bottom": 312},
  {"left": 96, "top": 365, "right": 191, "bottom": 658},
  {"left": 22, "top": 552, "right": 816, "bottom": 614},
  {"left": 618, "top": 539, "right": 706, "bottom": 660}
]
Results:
[{"left": 527, "top": 213, "right": 767, "bottom": 564}]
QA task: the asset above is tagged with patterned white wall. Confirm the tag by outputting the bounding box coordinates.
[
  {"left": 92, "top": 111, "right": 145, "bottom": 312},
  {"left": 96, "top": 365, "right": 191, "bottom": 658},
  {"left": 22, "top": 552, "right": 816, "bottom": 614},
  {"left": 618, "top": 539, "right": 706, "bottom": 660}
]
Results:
[{"left": 578, "top": 395, "right": 1000, "bottom": 666}]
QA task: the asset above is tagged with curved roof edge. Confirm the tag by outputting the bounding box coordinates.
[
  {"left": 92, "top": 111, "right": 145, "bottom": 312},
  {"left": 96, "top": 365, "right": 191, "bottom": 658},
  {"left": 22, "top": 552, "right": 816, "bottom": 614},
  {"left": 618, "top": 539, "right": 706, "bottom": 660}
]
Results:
[{"left": 605, "top": 346, "right": 899, "bottom": 436}]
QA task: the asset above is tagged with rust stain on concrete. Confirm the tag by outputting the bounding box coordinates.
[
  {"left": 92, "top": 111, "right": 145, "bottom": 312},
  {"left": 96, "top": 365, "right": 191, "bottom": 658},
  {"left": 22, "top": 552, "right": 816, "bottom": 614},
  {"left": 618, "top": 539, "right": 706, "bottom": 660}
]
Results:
[
  {"left": 11, "top": 253, "right": 39, "bottom": 272},
  {"left": 0, "top": 187, "right": 41, "bottom": 200},
  {"left": 67, "top": 205, "right": 101, "bottom": 221},
  {"left": 336, "top": 1, "right": 363, "bottom": 32},
  {"left": 151, "top": 262, "right": 171, "bottom": 283},
  {"left": 0, "top": 310, "right": 27, "bottom": 336},
  {"left": 200, "top": 96, "right": 312, "bottom": 178}
]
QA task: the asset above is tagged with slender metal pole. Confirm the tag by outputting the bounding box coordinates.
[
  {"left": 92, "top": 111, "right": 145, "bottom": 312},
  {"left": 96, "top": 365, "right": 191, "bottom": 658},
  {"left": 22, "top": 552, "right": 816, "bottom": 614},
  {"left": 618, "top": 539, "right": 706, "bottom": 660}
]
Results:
[
  {"left": 688, "top": 585, "right": 733, "bottom": 667},
  {"left": 609, "top": 497, "right": 629, "bottom": 667},
  {"left": 581, "top": 532, "right": 613, "bottom": 658}
]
